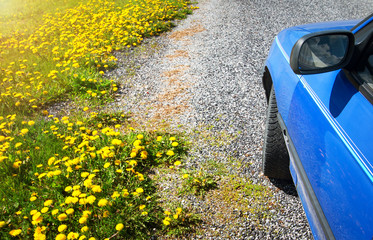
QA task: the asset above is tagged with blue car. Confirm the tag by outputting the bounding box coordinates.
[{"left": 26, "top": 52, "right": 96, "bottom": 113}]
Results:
[{"left": 262, "top": 14, "right": 373, "bottom": 240}]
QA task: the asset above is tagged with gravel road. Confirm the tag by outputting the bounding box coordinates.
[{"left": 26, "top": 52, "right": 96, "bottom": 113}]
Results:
[{"left": 107, "top": 0, "right": 372, "bottom": 239}]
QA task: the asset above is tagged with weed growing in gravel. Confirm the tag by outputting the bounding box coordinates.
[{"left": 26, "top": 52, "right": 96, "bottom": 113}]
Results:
[
  {"left": 161, "top": 205, "right": 201, "bottom": 236},
  {"left": 180, "top": 170, "right": 218, "bottom": 198}
]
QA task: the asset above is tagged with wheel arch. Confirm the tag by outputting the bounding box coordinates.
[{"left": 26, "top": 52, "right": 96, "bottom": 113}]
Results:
[{"left": 262, "top": 66, "right": 273, "bottom": 103}]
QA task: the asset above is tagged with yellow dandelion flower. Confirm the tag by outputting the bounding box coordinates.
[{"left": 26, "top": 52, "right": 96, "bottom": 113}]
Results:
[
  {"left": 66, "top": 208, "right": 74, "bottom": 215},
  {"left": 111, "top": 191, "right": 120, "bottom": 199},
  {"left": 58, "top": 225, "right": 67, "bottom": 232},
  {"left": 115, "top": 223, "right": 124, "bottom": 231},
  {"left": 67, "top": 232, "right": 79, "bottom": 239},
  {"left": 0, "top": 221, "right": 5, "bottom": 228},
  {"left": 58, "top": 213, "right": 68, "bottom": 221},
  {"left": 79, "top": 216, "right": 87, "bottom": 224},
  {"left": 44, "top": 199, "right": 53, "bottom": 206},
  {"left": 9, "top": 229, "right": 22, "bottom": 236},
  {"left": 103, "top": 162, "right": 110, "bottom": 168},
  {"left": 97, "top": 199, "right": 108, "bottom": 207},
  {"left": 20, "top": 129, "right": 29, "bottom": 135},
  {"left": 166, "top": 150, "right": 174, "bottom": 156},
  {"left": 41, "top": 207, "right": 49, "bottom": 213},
  {"left": 56, "top": 233, "right": 67, "bottom": 240}
]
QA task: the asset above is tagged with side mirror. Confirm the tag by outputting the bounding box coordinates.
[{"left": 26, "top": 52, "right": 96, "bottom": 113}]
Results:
[{"left": 290, "top": 30, "right": 355, "bottom": 75}]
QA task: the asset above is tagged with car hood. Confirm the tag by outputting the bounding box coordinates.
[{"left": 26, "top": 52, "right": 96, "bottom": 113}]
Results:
[{"left": 276, "top": 19, "right": 360, "bottom": 57}]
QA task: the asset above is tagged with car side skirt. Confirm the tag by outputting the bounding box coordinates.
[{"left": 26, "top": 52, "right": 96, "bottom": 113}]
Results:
[{"left": 277, "top": 113, "right": 335, "bottom": 240}]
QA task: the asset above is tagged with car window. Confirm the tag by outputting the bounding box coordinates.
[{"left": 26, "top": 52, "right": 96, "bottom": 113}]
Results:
[{"left": 355, "top": 46, "right": 373, "bottom": 88}]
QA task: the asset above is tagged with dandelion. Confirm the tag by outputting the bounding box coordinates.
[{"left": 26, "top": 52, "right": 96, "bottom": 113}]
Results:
[
  {"left": 174, "top": 161, "right": 181, "bottom": 166},
  {"left": 156, "top": 136, "right": 162, "bottom": 141},
  {"left": 140, "top": 151, "right": 148, "bottom": 159},
  {"left": 41, "top": 207, "right": 49, "bottom": 213},
  {"left": 79, "top": 217, "right": 87, "bottom": 224},
  {"left": 97, "top": 199, "right": 108, "bottom": 207},
  {"left": 91, "top": 185, "right": 102, "bottom": 193},
  {"left": 58, "top": 213, "right": 68, "bottom": 221},
  {"left": 44, "top": 199, "right": 53, "bottom": 206},
  {"left": 81, "top": 172, "right": 90, "bottom": 178},
  {"left": 163, "top": 218, "right": 170, "bottom": 226},
  {"left": 115, "top": 223, "right": 124, "bottom": 231},
  {"left": 20, "top": 128, "right": 29, "bottom": 135},
  {"left": 67, "top": 232, "right": 79, "bottom": 239},
  {"left": 66, "top": 208, "right": 74, "bottom": 215},
  {"left": 0, "top": 221, "right": 5, "bottom": 228},
  {"left": 182, "top": 174, "right": 189, "bottom": 179},
  {"left": 136, "top": 188, "right": 144, "bottom": 194},
  {"left": 169, "top": 137, "right": 176, "bottom": 141},
  {"left": 15, "top": 142, "right": 22, "bottom": 148},
  {"left": 30, "top": 196, "right": 37, "bottom": 201},
  {"left": 111, "top": 139, "right": 122, "bottom": 145},
  {"left": 86, "top": 195, "right": 96, "bottom": 204},
  {"left": 28, "top": 121, "right": 35, "bottom": 126},
  {"left": 103, "top": 162, "right": 110, "bottom": 168},
  {"left": 32, "top": 212, "right": 43, "bottom": 225},
  {"left": 58, "top": 225, "right": 67, "bottom": 232},
  {"left": 171, "top": 142, "right": 179, "bottom": 147},
  {"left": 56, "top": 234, "right": 67, "bottom": 240},
  {"left": 81, "top": 226, "right": 88, "bottom": 232},
  {"left": 111, "top": 191, "right": 120, "bottom": 199},
  {"left": 166, "top": 150, "right": 175, "bottom": 156},
  {"left": 52, "top": 209, "right": 59, "bottom": 215},
  {"left": 9, "top": 229, "right": 22, "bottom": 236}
]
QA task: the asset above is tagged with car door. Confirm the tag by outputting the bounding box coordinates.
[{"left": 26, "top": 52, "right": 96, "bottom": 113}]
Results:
[{"left": 286, "top": 26, "right": 373, "bottom": 239}]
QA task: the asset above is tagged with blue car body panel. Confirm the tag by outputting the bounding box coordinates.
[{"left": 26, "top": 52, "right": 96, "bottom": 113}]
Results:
[{"left": 264, "top": 19, "right": 373, "bottom": 240}]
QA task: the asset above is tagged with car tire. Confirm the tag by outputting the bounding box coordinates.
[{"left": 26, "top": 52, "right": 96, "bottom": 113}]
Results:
[{"left": 262, "top": 87, "right": 291, "bottom": 180}]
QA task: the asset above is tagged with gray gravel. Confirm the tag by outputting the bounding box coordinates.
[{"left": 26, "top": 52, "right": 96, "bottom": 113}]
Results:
[{"left": 107, "top": 0, "right": 372, "bottom": 239}]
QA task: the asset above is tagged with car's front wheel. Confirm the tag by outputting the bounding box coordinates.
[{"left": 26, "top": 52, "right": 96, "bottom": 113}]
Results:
[{"left": 262, "top": 87, "right": 291, "bottom": 180}]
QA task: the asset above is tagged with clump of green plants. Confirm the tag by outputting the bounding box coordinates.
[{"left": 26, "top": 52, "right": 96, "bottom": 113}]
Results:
[
  {"left": 0, "top": 114, "right": 190, "bottom": 239},
  {"left": 161, "top": 205, "right": 201, "bottom": 236},
  {"left": 86, "top": 111, "right": 130, "bottom": 127},
  {"left": 180, "top": 170, "right": 218, "bottom": 198}
]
